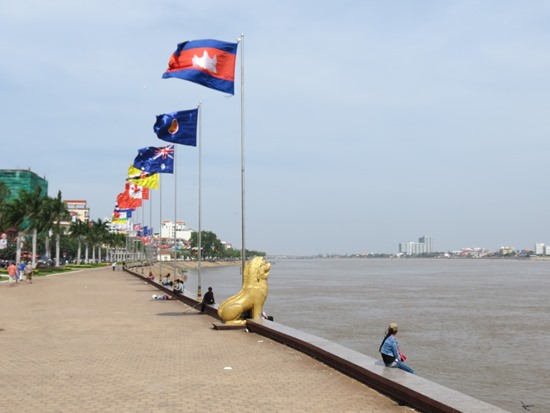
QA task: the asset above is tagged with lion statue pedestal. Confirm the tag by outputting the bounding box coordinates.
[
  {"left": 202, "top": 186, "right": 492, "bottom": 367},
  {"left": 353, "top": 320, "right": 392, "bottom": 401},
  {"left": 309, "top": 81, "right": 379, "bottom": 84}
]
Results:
[{"left": 217, "top": 256, "right": 271, "bottom": 326}]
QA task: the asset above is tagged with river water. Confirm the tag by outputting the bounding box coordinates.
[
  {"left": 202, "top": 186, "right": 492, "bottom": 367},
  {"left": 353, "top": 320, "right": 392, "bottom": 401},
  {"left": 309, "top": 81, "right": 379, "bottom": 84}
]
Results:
[{"left": 184, "top": 258, "right": 550, "bottom": 413}]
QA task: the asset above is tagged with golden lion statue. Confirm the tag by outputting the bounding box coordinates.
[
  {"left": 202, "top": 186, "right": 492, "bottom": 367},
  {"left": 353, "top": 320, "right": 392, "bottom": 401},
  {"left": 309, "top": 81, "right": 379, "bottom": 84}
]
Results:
[{"left": 217, "top": 256, "right": 271, "bottom": 326}]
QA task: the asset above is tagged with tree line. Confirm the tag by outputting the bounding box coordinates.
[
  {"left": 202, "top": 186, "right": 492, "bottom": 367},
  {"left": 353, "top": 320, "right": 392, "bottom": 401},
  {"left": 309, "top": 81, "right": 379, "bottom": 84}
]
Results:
[
  {"left": 0, "top": 184, "right": 125, "bottom": 266},
  {"left": 0, "top": 183, "right": 265, "bottom": 266}
]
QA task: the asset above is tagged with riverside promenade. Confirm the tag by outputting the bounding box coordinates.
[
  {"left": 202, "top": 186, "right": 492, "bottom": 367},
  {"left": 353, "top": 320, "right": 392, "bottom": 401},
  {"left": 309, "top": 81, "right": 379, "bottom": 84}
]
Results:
[{"left": 1, "top": 267, "right": 410, "bottom": 413}]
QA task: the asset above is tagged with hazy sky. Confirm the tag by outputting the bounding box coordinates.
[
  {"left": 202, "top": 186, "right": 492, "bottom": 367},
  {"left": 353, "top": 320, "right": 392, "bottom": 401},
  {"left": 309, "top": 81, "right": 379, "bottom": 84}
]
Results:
[{"left": 2, "top": 1, "right": 550, "bottom": 255}]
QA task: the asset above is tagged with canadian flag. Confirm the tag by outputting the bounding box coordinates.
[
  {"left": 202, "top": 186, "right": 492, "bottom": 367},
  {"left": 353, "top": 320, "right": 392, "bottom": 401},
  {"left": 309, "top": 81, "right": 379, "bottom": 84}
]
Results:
[{"left": 126, "top": 183, "right": 150, "bottom": 200}]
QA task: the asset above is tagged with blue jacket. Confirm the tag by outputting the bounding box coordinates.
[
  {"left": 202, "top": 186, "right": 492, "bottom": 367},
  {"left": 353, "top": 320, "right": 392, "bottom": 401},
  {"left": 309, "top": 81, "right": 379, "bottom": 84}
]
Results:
[{"left": 380, "top": 335, "right": 399, "bottom": 361}]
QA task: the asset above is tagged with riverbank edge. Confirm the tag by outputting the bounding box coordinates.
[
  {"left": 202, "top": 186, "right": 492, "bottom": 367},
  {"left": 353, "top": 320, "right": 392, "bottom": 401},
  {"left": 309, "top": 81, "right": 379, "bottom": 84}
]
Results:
[{"left": 124, "top": 265, "right": 510, "bottom": 413}]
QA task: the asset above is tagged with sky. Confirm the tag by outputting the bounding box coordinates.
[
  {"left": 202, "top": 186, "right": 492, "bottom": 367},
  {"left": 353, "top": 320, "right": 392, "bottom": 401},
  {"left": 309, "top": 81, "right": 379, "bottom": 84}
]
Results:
[{"left": 2, "top": 1, "right": 550, "bottom": 256}]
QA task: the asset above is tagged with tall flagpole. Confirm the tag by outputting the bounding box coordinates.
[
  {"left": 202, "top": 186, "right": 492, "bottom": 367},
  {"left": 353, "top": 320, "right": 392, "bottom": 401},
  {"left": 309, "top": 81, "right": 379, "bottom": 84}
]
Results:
[
  {"left": 158, "top": 175, "right": 162, "bottom": 282},
  {"left": 197, "top": 102, "right": 203, "bottom": 300},
  {"left": 239, "top": 34, "right": 246, "bottom": 276},
  {"left": 149, "top": 189, "right": 153, "bottom": 271},
  {"left": 173, "top": 145, "right": 178, "bottom": 281},
  {"left": 197, "top": 102, "right": 202, "bottom": 301}
]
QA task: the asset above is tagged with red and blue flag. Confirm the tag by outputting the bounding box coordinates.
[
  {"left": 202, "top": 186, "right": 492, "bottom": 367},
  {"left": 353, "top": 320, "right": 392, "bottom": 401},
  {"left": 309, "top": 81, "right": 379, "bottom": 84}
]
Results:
[
  {"left": 162, "top": 39, "right": 238, "bottom": 94},
  {"left": 154, "top": 109, "right": 198, "bottom": 146}
]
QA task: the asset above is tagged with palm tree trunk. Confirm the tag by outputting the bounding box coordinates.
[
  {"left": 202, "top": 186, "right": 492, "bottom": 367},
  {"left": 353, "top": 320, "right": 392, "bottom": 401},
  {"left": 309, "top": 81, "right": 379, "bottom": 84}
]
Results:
[
  {"left": 45, "top": 235, "right": 51, "bottom": 264},
  {"left": 85, "top": 243, "right": 89, "bottom": 264},
  {"left": 55, "top": 233, "right": 60, "bottom": 267},
  {"left": 77, "top": 240, "right": 81, "bottom": 265},
  {"left": 32, "top": 228, "right": 37, "bottom": 268},
  {"left": 16, "top": 233, "right": 22, "bottom": 264}
]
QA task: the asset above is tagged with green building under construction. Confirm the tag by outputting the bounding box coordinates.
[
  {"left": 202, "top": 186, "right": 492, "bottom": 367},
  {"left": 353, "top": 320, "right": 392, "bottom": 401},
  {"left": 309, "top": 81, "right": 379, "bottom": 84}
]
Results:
[{"left": 0, "top": 169, "right": 48, "bottom": 201}]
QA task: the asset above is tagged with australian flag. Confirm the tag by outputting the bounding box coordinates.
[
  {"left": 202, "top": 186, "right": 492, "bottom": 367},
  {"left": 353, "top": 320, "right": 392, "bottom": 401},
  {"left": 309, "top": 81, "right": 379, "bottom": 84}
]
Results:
[{"left": 133, "top": 144, "right": 175, "bottom": 174}]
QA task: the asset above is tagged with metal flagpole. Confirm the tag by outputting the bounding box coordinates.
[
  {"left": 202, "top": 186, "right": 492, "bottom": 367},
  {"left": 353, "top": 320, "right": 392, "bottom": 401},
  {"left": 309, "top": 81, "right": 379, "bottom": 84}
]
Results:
[
  {"left": 149, "top": 189, "right": 153, "bottom": 271},
  {"left": 173, "top": 145, "right": 177, "bottom": 281},
  {"left": 158, "top": 174, "right": 162, "bottom": 282},
  {"left": 239, "top": 34, "right": 246, "bottom": 276},
  {"left": 197, "top": 102, "right": 203, "bottom": 300}
]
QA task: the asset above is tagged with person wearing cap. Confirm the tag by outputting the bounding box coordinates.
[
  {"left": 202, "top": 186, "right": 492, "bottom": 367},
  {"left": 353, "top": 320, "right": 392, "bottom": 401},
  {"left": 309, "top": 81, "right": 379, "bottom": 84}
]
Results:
[{"left": 379, "top": 322, "right": 414, "bottom": 373}]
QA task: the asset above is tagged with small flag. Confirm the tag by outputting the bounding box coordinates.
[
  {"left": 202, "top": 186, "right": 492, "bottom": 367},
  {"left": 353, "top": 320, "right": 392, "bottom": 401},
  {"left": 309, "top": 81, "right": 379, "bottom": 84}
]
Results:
[
  {"left": 133, "top": 144, "right": 175, "bottom": 174},
  {"left": 117, "top": 192, "right": 142, "bottom": 209},
  {"left": 113, "top": 211, "right": 127, "bottom": 220},
  {"left": 126, "top": 183, "right": 150, "bottom": 200},
  {"left": 154, "top": 109, "right": 198, "bottom": 146},
  {"left": 162, "top": 39, "right": 238, "bottom": 94},
  {"left": 127, "top": 165, "right": 159, "bottom": 189},
  {"left": 114, "top": 207, "right": 134, "bottom": 218},
  {"left": 112, "top": 218, "right": 128, "bottom": 224}
]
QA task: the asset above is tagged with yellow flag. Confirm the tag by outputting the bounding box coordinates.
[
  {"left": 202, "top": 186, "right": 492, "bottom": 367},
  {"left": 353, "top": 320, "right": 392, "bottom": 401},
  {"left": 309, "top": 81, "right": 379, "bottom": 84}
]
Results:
[{"left": 127, "top": 165, "right": 159, "bottom": 189}]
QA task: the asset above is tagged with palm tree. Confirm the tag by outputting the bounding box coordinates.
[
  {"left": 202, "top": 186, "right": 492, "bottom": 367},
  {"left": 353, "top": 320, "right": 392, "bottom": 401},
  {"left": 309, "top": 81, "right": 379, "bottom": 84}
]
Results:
[
  {"left": 87, "top": 219, "right": 109, "bottom": 263},
  {"left": 39, "top": 192, "right": 70, "bottom": 267},
  {"left": 3, "top": 196, "right": 27, "bottom": 264},
  {"left": 106, "top": 231, "right": 126, "bottom": 262},
  {"left": 19, "top": 187, "right": 46, "bottom": 268},
  {"left": 69, "top": 219, "right": 88, "bottom": 265},
  {"left": 0, "top": 182, "right": 12, "bottom": 230},
  {"left": 1, "top": 187, "right": 47, "bottom": 266}
]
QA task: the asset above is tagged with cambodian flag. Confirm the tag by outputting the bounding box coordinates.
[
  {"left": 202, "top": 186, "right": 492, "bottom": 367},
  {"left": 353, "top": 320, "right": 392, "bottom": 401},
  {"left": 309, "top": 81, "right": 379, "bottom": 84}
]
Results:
[
  {"left": 162, "top": 39, "right": 238, "bottom": 94},
  {"left": 154, "top": 109, "right": 198, "bottom": 146}
]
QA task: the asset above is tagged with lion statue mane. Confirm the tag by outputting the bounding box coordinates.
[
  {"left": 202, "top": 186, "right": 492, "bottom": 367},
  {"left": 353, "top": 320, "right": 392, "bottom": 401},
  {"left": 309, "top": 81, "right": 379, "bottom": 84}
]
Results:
[{"left": 217, "top": 256, "right": 271, "bottom": 326}]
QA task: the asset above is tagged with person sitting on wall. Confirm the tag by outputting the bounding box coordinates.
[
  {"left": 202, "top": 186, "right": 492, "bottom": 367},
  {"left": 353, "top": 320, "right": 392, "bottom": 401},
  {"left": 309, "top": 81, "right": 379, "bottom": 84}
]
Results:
[
  {"left": 173, "top": 279, "right": 184, "bottom": 294},
  {"left": 161, "top": 273, "right": 173, "bottom": 287},
  {"left": 200, "top": 287, "right": 215, "bottom": 313},
  {"left": 379, "top": 322, "right": 414, "bottom": 374}
]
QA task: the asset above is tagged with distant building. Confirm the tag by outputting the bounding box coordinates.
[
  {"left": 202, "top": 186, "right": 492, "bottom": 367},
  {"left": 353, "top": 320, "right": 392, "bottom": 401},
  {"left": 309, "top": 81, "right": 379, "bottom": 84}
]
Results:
[
  {"left": 499, "top": 246, "right": 515, "bottom": 255},
  {"left": 64, "top": 200, "right": 90, "bottom": 223},
  {"left": 0, "top": 169, "right": 48, "bottom": 201},
  {"left": 535, "top": 243, "right": 545, "bottom": 256},
  {"left": 157, "top": 250, "right": 172, "bottom": 261},
  {"left": 160, "top": 220, "right": 193, "bottom": 241},
  {"left": 399, "top": 236, "right": 433, "bottom": 256}
]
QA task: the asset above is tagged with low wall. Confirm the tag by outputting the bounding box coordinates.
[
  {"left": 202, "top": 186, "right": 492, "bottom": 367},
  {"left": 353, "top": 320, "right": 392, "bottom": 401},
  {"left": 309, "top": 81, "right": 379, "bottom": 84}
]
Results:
[
  {"left": 125, "top": 266, "right": 221, "bottom": 319},
  {"left": 125, "top": 267, "right": 508, "bottom": 413}
]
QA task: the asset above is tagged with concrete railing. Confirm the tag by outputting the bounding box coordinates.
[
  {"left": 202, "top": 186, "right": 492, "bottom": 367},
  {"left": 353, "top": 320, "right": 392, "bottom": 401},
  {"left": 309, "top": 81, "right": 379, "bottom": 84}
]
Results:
[{"left": 125, "top": 266, "right": 221, "bottom": 319}]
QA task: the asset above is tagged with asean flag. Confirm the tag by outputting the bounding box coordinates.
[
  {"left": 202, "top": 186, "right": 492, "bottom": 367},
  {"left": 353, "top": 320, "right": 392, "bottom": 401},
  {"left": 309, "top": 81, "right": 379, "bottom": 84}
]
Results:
[{"left": 162, "top": 39, "right": 238, "bottom": 94}]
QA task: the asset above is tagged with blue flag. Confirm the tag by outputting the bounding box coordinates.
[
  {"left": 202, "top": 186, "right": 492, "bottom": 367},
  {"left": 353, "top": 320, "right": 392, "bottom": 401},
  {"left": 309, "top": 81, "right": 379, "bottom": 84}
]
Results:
[
  {"left": 154, "top": 109, "right": 198, "bottom": 146},
  {"left": 133, "top": 145, "right": 174, "bottom": 174}
]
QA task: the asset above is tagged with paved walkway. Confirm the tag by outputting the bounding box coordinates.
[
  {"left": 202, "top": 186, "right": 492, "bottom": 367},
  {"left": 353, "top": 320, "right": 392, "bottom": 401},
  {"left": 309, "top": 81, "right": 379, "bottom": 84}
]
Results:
[{"left": 0, "top": 268, "right": 412, "bottom": 413}]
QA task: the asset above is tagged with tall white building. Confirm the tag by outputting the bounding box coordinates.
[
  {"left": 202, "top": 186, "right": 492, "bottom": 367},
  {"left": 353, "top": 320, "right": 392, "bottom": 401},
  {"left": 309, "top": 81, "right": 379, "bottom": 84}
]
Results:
[
  {"left": 399, "top": 236, "right": 433, "bottom": 255},
  {"left": 160, "top": 220, "right": 193, "bottom": 241}
]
